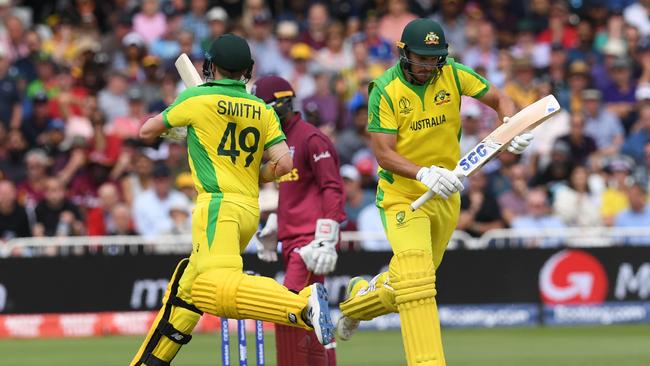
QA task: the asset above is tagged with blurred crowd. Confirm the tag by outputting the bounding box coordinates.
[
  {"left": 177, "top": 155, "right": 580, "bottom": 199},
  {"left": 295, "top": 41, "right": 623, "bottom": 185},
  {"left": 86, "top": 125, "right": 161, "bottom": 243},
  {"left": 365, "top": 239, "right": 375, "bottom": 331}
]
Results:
[{"left": 2, "top": 0, "right": 650, "bottom": 254}]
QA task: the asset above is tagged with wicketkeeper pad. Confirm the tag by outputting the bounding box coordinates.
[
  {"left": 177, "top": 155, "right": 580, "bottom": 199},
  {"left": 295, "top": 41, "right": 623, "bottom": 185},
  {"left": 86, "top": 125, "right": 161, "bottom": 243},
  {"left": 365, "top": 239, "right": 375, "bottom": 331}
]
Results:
[
  {"left": 130, "top": 259, "right": 202, "bottom": 366},
  {"left": 390, "top": 250, "right": 445, "bottom": 366},
  {"left": 191, "top": 256, "right": 313, "bottom": 329},
  {"left": 339, "top": 272, "right": 397, "bottom": 321}
]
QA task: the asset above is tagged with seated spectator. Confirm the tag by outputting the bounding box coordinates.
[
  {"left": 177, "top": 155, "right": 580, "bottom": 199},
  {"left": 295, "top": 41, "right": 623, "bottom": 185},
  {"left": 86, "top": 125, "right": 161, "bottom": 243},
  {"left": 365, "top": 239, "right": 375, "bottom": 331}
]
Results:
[
  {"left": 0, "top": 180, "right": 31, "bottom": 241},
  {"left": 555, "top": 113, "right": 597, "bottom": 166},
  {"left": 33, "top": 177, "right": 84, "bottom": 237},
  {"left": 121, "top": 151, "right": 154, "bottom": 206},
  {"left": 504, "top": 57, "right": 539, "bottom": 111},
  {"left": 615, "top": 183, "right": 650, "bottom": 245},
  {"left": 602, "top": 57, "right": 637, "bottom": 123},
  {"left": 108, "top": 87, "right": 146, "bottom": 140},
  {"left": 302, "top": 69, "right": 339, "bottom": 128},
  {"left": 133, "top": 163, "right": 189, "bottom": 237},
  {"left": 582, "top": 88, "right": 624, "bottom": 157},
  {"left": 562, "top": 60, "right": 591, "bottom": 113},
  {"left": 600, "top": 157, "right": 634, "bottom": 225},
  {"left": 133, "top": 0, "right": 167, "bottom": 46},
  {"left": 285, "top": 43, "right": 316, "bottom": 114},
  {"left": 498, "top": 164, "right": 529, "bottom": 227},
  {"left": 176, "top": 171, "right": 197, "bottom": 202},
  {"left": 167, "top": 199, "right": 192, "bottom": 235},
  {"left": 531, "top": 140, "right": 575, "bottom": 187},
  {"left": 357, "top": 202, "right": 390, "bottom": 251},
  {"left": 108, "top": 203, "right": 137, "bottom": 236},
  {"left": 341, "top": 164, "right": 375, "bottom": 231},
  {"left": 553, "top": 165, "right": 601, "bottom": 227},
  {"left": 315, "top": 22, "right": 353, "bottom": 73},
  {"left": 336, "top": 104, "right": 369, "bottom": 165},
  {"left": 21, "top": 92, "right": 53, "bottom": 147},
  {"left": 1, "top": 128, "right": 30, "bottom": 183},
  {"left": 621, "top": 102, "right": 650, "bottom": 164},
  {"left": 511, "top": 188, "right": 567, "bottom": 248},
  {"left": 458, "top": 171, "right": 505, "bottom": 237},
  {"left": 86, "top": 182, "right": 121, "bottom": 236},
  {"left": 362, "top": 13, "right": 394, "bottom": 65},
  {"left": 459, "top": 103, "right": 482, "bottom": 156},
  {"left": 298, "top": 2, "right": 329, "bottom": 50},
  {"left": 17, "top": 148, "right": 50, "bottom": 206},
  {"left": 97, "top": 72, "right": 129, "bottom": 125},
  {"left": 248, "top": 11, "right": 282, "bottom": 77}
]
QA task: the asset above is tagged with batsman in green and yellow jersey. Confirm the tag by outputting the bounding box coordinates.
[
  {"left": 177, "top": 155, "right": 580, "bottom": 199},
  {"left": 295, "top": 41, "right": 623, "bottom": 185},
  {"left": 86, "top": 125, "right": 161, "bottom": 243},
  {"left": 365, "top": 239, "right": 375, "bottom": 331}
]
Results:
[
  {"left": 336, "top": 19, "right": 534, "bottom": 366},
  {"left": 130, "top": 34, "right": 335, "bottom": 366}
]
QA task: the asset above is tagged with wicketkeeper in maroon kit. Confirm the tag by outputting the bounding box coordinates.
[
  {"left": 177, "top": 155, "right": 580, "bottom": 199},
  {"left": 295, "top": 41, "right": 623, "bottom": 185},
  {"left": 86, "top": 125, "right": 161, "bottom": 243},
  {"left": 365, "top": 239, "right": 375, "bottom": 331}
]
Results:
[{"left": 253, "top": 75, "right": 346, "bottom": 366}]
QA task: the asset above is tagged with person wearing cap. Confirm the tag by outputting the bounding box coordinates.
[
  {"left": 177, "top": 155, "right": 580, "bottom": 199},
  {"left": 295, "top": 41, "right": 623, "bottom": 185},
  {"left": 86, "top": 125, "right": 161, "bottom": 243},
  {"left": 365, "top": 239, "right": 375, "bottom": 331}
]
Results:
[
  {"left": 582, "top": 88, "right": 625, "bottom": 156},
  {"left": 286, "top": 42, "right": 316, "bottom": 113},
  {"left": 335, "top": 18, "right": 531, "bottom": 366},
  {"left": 602, "top": 56, "right": 637, "bottom": 121},
  {"left": 200, "top": 6, "right": 228, "bottom": 51},
  {"left": 565, "top": 59, "right": 591, "bottom": 112},
  {"left": 601, "top": 156, "right": 636, "bottom": 226},
  {"left": 249, "top": 10, "right": 285, "bottom": 78},
  {"left": 253, "top": 75, "right": 346, "bottom": 365},
  {"left": 109, "top": 87, "right": 146, "bottom": 139},
  {"left": 132, "top": 34, "right": 335, "bottom": 366}
]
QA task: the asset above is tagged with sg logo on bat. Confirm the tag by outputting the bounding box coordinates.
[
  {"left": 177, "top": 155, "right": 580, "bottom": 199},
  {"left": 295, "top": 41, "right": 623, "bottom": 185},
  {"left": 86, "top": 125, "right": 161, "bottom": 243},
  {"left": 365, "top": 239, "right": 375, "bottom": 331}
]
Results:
[{"left": 459, "top": 143, "right": 488, "bottom": 172}]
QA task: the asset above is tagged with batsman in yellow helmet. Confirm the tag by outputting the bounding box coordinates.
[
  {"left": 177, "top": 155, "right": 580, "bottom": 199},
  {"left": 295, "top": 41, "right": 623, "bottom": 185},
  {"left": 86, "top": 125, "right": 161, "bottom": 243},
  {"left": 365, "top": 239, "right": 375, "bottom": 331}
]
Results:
[
  {"left": 129, "top": 34, "right": 335, "bottom": 366},
  {"left": 336, "top": 19, "right": 533, "bottom": 366}
]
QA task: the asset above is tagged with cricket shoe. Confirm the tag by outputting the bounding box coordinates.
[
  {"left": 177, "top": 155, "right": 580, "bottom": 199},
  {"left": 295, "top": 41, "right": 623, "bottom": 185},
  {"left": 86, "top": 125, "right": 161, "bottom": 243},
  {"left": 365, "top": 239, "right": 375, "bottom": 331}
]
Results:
[
  {"left": 306, "top": 283, "right": 335, "bottom": 345},
  {"left": 336, "top": 276, "right": 368, "bottom": 341}
]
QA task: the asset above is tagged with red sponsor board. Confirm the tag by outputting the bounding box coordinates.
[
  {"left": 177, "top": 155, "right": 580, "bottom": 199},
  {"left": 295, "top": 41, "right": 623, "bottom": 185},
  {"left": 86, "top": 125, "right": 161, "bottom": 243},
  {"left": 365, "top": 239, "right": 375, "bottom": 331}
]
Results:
[
  {"left": 539, "top": 250, "right": 608, "bottom": 305},
  {"left": 0, "top": 312, "right": 273, "bottom": 338}
]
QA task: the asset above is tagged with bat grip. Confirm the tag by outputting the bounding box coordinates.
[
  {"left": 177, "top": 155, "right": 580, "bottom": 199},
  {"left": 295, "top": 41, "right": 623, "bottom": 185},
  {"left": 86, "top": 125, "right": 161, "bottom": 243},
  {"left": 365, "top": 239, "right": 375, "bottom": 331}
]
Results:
[{"left": 410, "top": 190, "right": 434, "bottom": 211}]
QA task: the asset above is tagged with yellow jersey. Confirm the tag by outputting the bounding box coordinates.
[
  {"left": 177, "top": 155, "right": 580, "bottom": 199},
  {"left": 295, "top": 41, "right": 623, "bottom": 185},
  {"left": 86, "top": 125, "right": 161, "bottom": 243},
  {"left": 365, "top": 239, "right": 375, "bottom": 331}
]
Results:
[
  {"left": 163, "top": 79, "right": 285, "bottom": 204},
  {"left": 368, "top": 59, "right": 490, "bottom": 199}
]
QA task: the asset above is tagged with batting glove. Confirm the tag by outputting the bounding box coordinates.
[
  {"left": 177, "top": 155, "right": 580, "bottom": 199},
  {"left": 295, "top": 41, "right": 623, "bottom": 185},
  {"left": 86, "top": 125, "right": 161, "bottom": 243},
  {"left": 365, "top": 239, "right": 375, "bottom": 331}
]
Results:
[
  {"left": 416, "top": 166, "right": 464, "bottom": 199},
  {"left": 255, "top": 213, "right": 278, "bottom": 262},
  {"left": 299, "top": 219, "right": 339, "bottom": 275},
  {"left": 502, "top": 117, "right": 534, "bottom": 154},
  {"left": 161, "top": 126, "right": 188, "bottom": 141}
]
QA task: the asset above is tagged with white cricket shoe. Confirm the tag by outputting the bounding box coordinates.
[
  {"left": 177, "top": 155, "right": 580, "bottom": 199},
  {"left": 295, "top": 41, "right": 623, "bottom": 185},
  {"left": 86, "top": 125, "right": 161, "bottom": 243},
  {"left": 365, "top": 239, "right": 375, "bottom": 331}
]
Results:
[{"left": 307, "top": 283, "right": 334, "bottom": 345}]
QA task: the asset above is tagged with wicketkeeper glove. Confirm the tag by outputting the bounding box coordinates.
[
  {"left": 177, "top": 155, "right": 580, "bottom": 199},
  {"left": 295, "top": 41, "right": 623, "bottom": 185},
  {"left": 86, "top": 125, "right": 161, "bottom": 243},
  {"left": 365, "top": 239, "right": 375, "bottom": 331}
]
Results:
[
  {"left": 502, "top": 117, "right": 534, "bottom": 154},
  {"left": 161, "top": 126, "right": 188, "bottom": 141},
  {"left": 299, "top": 218, "right": 339, "bottom": 275},
  {"left": 416, "top": 165, "right": 464, "bottom": 199},
  {"left": 255, "top": 213, "right": 278, "bottom": 262}
]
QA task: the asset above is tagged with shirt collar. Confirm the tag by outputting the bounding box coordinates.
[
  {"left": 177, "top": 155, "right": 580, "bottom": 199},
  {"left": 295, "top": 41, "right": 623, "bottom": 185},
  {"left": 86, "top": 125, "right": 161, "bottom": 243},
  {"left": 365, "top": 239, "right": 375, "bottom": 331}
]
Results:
[{"left": 207, "top": 78, "right": 247, "bottom": 89}]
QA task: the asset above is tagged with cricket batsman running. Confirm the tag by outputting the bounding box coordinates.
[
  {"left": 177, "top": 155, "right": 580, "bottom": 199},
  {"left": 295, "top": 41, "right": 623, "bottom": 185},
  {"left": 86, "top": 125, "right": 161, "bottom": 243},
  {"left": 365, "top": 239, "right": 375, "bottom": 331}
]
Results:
[
  {"left": 252, "top": 75, "right": 347, "bottom": 366},
  {"left": 129, "top": 34, "right": 334, "bottom": 366},
  {"left": 335, "top": 19, "right": 533, "bottom": 365}
]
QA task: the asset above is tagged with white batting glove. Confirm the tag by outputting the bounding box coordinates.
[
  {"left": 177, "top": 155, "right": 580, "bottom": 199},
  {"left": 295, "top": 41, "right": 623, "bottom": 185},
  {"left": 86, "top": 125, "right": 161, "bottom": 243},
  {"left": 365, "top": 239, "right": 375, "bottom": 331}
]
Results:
[
  {"left": 502, "top": 117, "right": 534, "bottom": 154},
  {"left": 299, "top": 219, "right": 339, "bottom": 275},
  {"left": 416, "top": 166, "right": 464, "bottom": 199},
  {"left": 161, "top": 126, "right": 188, "bottom": 141},
  {"left": 255, "top": 213, "right": 278, "bottom": 262}
]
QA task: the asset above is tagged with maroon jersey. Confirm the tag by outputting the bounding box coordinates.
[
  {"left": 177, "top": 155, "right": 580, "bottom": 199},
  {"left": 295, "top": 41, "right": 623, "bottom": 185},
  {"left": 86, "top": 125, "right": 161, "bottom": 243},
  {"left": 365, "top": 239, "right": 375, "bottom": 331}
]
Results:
[{"left": 277, "top": 114, "right": 346, "bottom": 243}]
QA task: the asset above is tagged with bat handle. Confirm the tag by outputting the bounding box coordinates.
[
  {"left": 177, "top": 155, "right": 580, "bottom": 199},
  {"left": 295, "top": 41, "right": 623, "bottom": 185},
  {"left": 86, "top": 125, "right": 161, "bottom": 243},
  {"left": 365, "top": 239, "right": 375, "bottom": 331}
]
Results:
[{"left": 410, "top": 190, "right": 434, "bottom": 211}]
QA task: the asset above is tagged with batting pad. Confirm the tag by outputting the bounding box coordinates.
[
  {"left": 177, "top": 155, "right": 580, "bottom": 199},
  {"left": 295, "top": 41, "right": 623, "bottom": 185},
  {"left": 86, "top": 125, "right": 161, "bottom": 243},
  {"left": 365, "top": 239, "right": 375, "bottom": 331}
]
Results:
[
  {"left": 130, "top": 259, "right": 202, "bottom": 366},
  {"left": 191, "top": 268, "right": 311, "bottom": 329},
  {"left": 339, "top": 273, "right": 397, "bottom": 321},
  {"left": 390, "top": 250, "right": 445, "bottom": 366}
]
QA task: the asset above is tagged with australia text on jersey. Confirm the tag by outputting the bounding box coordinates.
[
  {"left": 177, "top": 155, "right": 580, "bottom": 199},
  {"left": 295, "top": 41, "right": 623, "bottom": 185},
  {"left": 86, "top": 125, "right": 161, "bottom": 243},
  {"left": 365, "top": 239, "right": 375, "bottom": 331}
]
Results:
[
  {"left": 409, "top": 114, "right": 446, "bottom": 131},
  {"left": 217, "top": 100, "right": 262, "bottom": 119}
]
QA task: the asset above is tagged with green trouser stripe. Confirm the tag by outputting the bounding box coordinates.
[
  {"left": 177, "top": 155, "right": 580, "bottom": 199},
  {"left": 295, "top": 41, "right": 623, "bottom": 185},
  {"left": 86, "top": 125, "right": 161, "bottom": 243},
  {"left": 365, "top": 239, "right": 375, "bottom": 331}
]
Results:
[
  {"left": 376, "top": 187, "right": 387, "bottom": 231},
  {"left": 206, "top": 192, "right": 223, "bottom": 249}
]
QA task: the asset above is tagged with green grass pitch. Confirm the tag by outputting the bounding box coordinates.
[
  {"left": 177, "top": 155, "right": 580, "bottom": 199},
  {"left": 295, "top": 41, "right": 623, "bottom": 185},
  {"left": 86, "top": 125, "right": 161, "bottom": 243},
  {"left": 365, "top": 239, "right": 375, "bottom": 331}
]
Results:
[{"left": 1, "top": 325, "right": 649, "bottom": 365}]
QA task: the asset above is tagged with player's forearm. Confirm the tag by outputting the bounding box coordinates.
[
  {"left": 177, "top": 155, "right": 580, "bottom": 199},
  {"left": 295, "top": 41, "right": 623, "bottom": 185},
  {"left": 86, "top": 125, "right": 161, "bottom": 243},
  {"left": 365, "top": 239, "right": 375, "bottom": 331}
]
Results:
[
  {"left": 374, "top": 147, "right": 421, "bottom": 179},
  {"left": 139, "top": 113, "right": 166, "bottom": 140}
]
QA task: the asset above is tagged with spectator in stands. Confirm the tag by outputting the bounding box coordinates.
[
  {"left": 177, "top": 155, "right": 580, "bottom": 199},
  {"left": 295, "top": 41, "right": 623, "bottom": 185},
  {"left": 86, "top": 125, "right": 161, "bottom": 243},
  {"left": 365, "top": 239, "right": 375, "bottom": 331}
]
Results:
[
  {"left": 249, "top": 11, "right": 281, "bottom": 77},
  {"left": 336, "top": 104, "right": 369, "bottom": 165},
  {"left": 563, "top": 60, "right": 591, "bottom": 113},
  {"left": 167, "top": 199, "right": 192, "bottom": 235},
  {"left": 531, "top": 140, "right": 574, "bottom": 187},
  {"left": 340, "top": 164, "right": 374, "bottom": 231},
  {"left": 0, "top": 47, "right": 22, "bottom": 130},
  {"left": 299, "top": 2, "right": 330, "bottom": 50},
  {"left": 537, "top": 1, "right": 577, "bottom": 48},
  {"left": 567, "top": 19, "right": 598, "bottom": 65},
  {"left": 615, "top": 183, "right": 650, "bottom": 245},
  {"left": 0, "top": 180, "right": 31, "bottom": 241},
  {"left": 108, "top": 87, "right": 146, "bottom": 140},
  {"left": 511, "top": 188, "right": 566, "bottom": 247},
  {"left": 582, "top": 88, "right": 624, "bottom": 157},
  {"left": 33, "top": 177, "right": 84, "bottom": 237},
  {"left": 379, "top": 0, "right": 416, "bottom": 45},
  {"left": 302, "top": 68, "right": 338, "bottom": 128},
  {"left": 624, "top": 0, "right": 650, "bottom": 38},
  {"left": 341, "top": 34, "right": 385, "bottom": 101},
  {"left": 133, "top": 0, "right": 167, "bottom": 46},
  {"left": 362, "top": 13, "right": 393, "bottom": 65},
  {"left": 430, "top": 0, "right": 468, "bottom": 55},
  {"left": 133, "top": 163, "right": 189, "bottom": 237},
  {"left": 503, "top": 57, "right": 539, "bottom": 111},
  {"left": 183, "top": 0, "right": 209, "bottom": 49},
  {"left": 204, "top": 7, "right": 228, "bottom": 51},
  {"left": 270, "top": 20, "right": 299, "bottom": 77},
  {"left": 97, "top": 71, "right": 129, "bottom": 125},
  {"left": 21, "top": 92, "right": 52, "bottom": 147},
  {"left": 633, "top": 142, "right": 650, "bottom": 192},
  {"left": 498, "top": 164, "right": 529, "bottom": 227},
  {"left": 316, "top": 22, "right": 353, "bottom": 72},
  {"left": 602, "top": 57, "right": 637, "bottom": 123},
  {"left": 122, "top": 150, "right": 154, "bottom": 206},
  {"left": 458, "top": 171, "right": 505, "bottom": 237},
  {"left": 553, "top": 165, "right": 601, "bottom": 227},
  {"left": 286, "top": 43, "right": 316, "bottom": 113},
  {"left": 555, "top": 113, "right": 597, "bottom": 166},
  {"left": 86, "top": 182, "right": 121, "bottom": 236},
  {"left": 108, "top": 203, "right": 136, "bottom": 236},
  {"left": 463, "top": 21, "right": 499, "bottom": 82},
  {"left": 17, "top": 148, "right": 50, "bottom": 206},
  {"left": 175, "top": 172, "right": 197, "bottom": 202},
  {"left": 510, "top": 20, "right": 550, "bottom": 70},
  {"left": 459, "top": 103, "right": 482, "bottom": 156},
  {"left": 150, "top": 12, "right": 185, "bottom": 61},
  {"left": 622, "top": 102, "right": 650, "bottom": 163},
  {"left": 600, "top": 156, "right": 634, "bottom": 226}
]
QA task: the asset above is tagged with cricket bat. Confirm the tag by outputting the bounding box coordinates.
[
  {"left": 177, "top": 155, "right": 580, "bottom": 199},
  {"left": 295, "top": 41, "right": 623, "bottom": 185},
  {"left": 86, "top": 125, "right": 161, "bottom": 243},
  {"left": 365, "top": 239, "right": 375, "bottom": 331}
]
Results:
[
  {"left": 410, "top": 94, "right": 561, "bottom": 211},
  {"left": 162, "top": 54, "right": 204, "bottom": 140}
]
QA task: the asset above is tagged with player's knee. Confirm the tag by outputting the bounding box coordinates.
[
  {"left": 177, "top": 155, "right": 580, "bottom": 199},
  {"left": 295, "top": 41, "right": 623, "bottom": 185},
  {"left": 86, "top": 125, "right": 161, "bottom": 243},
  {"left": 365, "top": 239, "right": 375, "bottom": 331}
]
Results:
[
  {"left": 191, "top": 266, "right": 243, "bottom": 318},
  {"left": 389, "top": 250, "right": 436, "bottom": 304}
]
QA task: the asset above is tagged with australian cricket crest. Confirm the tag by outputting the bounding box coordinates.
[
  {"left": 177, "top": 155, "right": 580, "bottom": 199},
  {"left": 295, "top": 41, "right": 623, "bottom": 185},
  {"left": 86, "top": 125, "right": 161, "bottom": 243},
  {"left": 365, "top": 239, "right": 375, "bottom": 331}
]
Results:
[
  {"left": 424, "top": 32, "right": 440, "bottom": 45},
  {"left": 399, "top": 96, "right": 413, "bottom": 115},
  {"left": 396, "top": 210, "right": 406, "bottom": 226},
  {"left": 434, "top": 90, "right": 451, "bottom": 106}
]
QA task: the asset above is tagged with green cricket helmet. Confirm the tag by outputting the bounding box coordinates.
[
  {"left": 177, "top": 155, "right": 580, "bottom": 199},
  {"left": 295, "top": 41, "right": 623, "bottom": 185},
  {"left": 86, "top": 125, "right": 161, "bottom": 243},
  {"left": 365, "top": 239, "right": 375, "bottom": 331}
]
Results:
[
  {"left": 397, "top": 19, "right": 448, "bottom": 83},
  {"left": 203, "top": 33, "right": 255, "bottom": 82}
]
